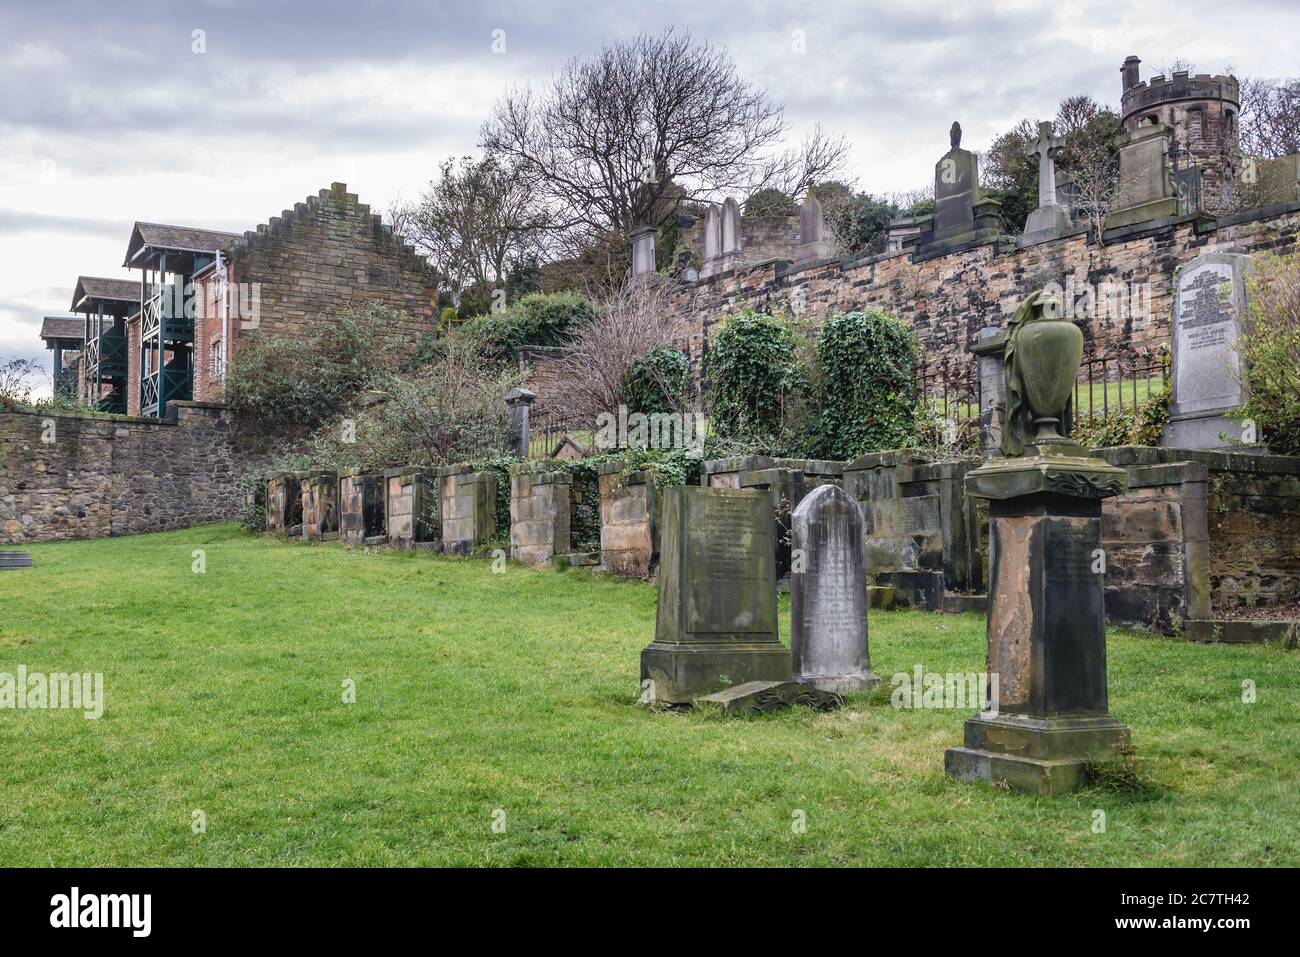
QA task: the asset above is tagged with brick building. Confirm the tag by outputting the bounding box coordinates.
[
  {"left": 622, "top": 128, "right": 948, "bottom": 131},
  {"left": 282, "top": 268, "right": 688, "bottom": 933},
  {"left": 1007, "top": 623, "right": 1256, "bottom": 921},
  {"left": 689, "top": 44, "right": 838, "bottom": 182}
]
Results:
[{"left": 67, "top": 182, "right": 437, "bottom": 416}]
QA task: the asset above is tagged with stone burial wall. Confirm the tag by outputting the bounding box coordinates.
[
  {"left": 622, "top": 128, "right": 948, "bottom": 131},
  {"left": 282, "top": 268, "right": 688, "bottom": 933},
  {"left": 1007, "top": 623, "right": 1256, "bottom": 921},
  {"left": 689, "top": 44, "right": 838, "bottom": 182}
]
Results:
[
  {"left": 840, "top": 450, "right": 984, "bottom": 611},
  {"left": 1096, "top": 447, "right": 1300, "bottom": 636},
  {"left": 0, "top": 401, "right": 272, "bottom": 545}
]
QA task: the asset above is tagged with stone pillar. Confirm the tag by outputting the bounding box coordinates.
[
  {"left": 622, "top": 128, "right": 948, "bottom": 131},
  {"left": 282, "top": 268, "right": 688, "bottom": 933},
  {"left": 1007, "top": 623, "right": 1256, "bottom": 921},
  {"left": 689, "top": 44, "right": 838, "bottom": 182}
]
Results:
[
  {"left": 439, "top": 466, "right": 498, "bottom": 555},
  {"left": 946, "top": 454, "right": 1131, "bottom": 795},
  {"left": 339, "top": 469, "right": 385, "bottom": 545},
  {"left": 640, "top": 486, "right": 791, "bottom": 704},
  {"left": 791, "top": 484, "right": 878, "bottom": 693},
  {"left": 630, "top": 225, "right": 657, "bottom": 281},
  {"left": 598, "top": 462, "right": 659, "bottom": 577},
  {"left": 510, "top": 464, "right": 572, "bottom": 565},
  {"left": 385, "top": 467, "right": 439, "bottom": 549},
  {"left": 504, "top": 387, "right": 536, "bottom": 459},
  {"left": 301, "top": 470, "right": 339, "bottom": 542},
  {"left": 972, "top": 326, "right": 1007, "bottom": 457}
]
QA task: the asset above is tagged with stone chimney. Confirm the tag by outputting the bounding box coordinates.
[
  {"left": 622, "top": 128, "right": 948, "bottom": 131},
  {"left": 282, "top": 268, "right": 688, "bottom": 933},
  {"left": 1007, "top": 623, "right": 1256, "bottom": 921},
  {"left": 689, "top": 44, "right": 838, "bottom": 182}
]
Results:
[{"left": 1122, "top": 55, "right": 1141, "bottom": 94}]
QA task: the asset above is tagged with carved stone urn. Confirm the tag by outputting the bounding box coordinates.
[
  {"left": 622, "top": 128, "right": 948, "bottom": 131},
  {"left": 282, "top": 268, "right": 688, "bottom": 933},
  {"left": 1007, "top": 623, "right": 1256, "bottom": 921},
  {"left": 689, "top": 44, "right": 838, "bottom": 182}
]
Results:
[{"left": 1016, "top": 317, "right": 1083, "bottom": 447}]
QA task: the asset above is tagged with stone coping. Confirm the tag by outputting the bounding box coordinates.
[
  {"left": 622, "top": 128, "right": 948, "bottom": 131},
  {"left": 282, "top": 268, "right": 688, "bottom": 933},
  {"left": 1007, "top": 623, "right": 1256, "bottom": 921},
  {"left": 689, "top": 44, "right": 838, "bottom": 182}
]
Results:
[
  {"left": 1095, "top": 446, "right": 1300, "bottom": 476},
  {"left": 1125, "top": 461, "right": 1210, "bottom": 488},
  {"left": 700, "top": 455, "right": 843, "bottom": 478},
  {"left": 596, "top": 461, "right": 653, "bottom": 483},
  {"left": 844, "top": 448, "right": 977, "bottom": 472}
]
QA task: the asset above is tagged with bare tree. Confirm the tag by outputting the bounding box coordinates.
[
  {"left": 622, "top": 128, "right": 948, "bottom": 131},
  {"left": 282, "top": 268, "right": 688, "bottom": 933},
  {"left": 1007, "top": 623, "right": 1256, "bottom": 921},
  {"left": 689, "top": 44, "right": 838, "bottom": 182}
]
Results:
[
  {"left": 480, "top": 28, "right": 849, "bottom": 244},
  {"left": 553, "top": 278, "right": 693, "bottom": 419},
  {"left": 1238, "top": 75, "right": 1300, "bottom": 158},
  {"left": 390, "top": 155, "right": 551, "bottom": 304},
  {"left": 0, "top": 357, "right": 44, "bottom": 408}
]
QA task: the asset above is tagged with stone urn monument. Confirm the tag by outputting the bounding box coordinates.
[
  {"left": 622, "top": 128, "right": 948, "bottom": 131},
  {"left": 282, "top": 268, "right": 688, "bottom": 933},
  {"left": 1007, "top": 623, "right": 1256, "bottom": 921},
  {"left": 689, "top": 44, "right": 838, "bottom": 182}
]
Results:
[{"left": 945, "top": 291, "right": 1133, "bottom": 795}]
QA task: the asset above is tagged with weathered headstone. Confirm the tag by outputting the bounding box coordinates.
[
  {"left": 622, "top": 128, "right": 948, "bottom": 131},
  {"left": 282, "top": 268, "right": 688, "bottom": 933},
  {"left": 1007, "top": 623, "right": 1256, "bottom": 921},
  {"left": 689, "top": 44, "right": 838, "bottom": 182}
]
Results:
[
  {"left": 790, "top": 484, "right": 878, "bottom": 693},
  {"left": 794, "top": 185, "right": 833, "bottom": 265},
  {"left": 503, "top": 387, "right": 536, "bottom": 459},
  {"left": 630, "top": 225, "right": 657, "bottom": 280},
  {"left": 1164, "top": 252, "right": 1252, "bottom": 449},
  {"left": 1105, "top": 121, "right": 1179, "bottom": 229},
  {"left": 945, "top": 292, "right": 1132, "bottom": 796},
  {"left": 1019, "top": 121, "right": 1077, "bottom": 246},
  {"left": 640, "top": 486, "right": 790, "bottom": 704},
  {"left": 934, "top": 121, "right": 979, "bottom": 240}
]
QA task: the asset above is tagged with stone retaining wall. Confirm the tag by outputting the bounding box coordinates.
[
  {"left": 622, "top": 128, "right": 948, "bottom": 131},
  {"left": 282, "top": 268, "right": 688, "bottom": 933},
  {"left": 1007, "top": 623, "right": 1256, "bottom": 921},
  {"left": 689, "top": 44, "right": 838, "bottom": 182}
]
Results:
[{"left": 1, "top": 401, "right": 271, "bottom": 544}]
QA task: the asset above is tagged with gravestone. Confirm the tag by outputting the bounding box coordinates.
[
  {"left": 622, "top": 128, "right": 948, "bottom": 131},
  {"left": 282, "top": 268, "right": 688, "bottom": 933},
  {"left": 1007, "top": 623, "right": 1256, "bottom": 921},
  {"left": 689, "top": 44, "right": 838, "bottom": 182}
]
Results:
[
  {"left": 1164, "top": 252, "right": 1251, "bottom": 449},
  {"left": 640, "top": 486, "right": 790, "bottom": 704},
  {"left": 701, "top": 204, "right": 722, "bottom": 275},
  {"left": 1105, "top": 121, "right": 1179, "bottom": 229},
  {"left": 630, "top": 225, "right": 657, "bottom": 280},
  {"left": 790, "top": 484, "right": 878, "bottom": 693},
  {"left": 933, "top": 121, "right": 979, "bottom": 240},
  {"left": 1019, "top": 121, "right": 1077, "bottom": 246},
  {"left": 794, "top": 185, "right": 833, "bottom": 265}
]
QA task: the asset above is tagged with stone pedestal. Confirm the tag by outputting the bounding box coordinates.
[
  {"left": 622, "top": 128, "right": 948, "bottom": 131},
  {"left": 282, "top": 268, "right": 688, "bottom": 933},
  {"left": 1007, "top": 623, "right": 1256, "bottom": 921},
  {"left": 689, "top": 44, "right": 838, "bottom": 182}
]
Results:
[
  {"left": 640, "top": 486, "right": 791, "bottom": 704},
  {"left": 790, "top": 484, "right": 878, "bottom": 693},
  {"left": 510, "top": 465, "right": 572, "bottom": 565},
  {"left": 384, "top": 467, "right": 439, "bottom": 548},
  {"left": 339, "top": 469, "right": 385, "bottom": 545},
  {"left": 598, "top": 463, "right": 658, "bottom": 577},
  {"left": 945, "top": 450, "right": 1132, "bottom": 795},
  {"left": 301, "top": 471, "right": 339, "bottom": 542},
  {"left": 439, "top": 466, "right": 497, "bottom": 555}
]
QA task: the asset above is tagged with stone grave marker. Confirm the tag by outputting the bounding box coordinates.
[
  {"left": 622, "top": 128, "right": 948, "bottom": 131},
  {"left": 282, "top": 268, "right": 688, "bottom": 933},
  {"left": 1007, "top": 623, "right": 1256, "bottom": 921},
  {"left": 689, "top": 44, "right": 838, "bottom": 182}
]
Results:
[
  {"left": 790, "top": 484, "right": 879, "bottom": 693},
  {"left": 640, "top": 486, "right": 790, "bottom": 704},
  {"left": 1164, "top": 251, "right": 1252, "bottom": 449}
]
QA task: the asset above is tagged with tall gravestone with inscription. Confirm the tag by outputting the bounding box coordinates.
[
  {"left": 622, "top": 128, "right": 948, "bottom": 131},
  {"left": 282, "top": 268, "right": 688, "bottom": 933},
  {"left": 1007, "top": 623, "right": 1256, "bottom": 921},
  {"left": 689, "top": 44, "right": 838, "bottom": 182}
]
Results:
[
  {"left": 790, "top": 484, "right": 878, "bottom": 693},
  {"left": 1163, "top": 252, "right": 1252, "bottom": 450},
  {"left": 640, "top": 486, "right": 791, "bottom": 704},
  {"left": 945, "top": 292, "right": 1132, "bottom": 796}
]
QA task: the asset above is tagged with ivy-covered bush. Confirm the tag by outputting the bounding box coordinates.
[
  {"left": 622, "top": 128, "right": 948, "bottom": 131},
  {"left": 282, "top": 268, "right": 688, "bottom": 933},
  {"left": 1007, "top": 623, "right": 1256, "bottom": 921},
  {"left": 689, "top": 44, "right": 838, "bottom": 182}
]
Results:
[
  {"left": 622, "top": 345, "right": 689, "bottom": 414},
  {"left": 464, "top": 291, "right": 594, "bottom": 360},
  {"left": 813, "top": 310, "right": 919, "bottom": 459},
  {"left": 1237, "top": 254, "right": 1300, "bottom": 455},
  {"left": 706, "top": 310, "right": 812, "bottom": 445}
]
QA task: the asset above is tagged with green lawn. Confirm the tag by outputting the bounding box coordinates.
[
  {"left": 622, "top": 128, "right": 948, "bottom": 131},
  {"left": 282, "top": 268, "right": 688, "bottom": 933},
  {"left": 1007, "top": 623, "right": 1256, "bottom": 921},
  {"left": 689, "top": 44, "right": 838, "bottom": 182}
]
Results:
[{"left": 0, "top": 524, "right": 1295, "bottom": 867}]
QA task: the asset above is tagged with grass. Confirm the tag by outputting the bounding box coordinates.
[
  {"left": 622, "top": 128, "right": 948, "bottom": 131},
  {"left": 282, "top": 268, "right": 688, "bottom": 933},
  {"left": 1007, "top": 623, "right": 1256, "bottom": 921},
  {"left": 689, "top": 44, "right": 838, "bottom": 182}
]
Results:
[{"left": 0, "top": 524, "right": 1296, "bottom": 867}]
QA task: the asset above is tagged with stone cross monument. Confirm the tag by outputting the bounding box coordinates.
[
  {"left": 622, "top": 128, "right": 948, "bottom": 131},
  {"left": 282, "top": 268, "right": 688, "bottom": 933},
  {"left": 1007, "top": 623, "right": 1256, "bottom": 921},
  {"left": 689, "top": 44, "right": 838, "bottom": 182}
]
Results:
[
  {"left": 1019, "top": 121, "right": 1076, "bottom": 246},
  {"left": 945, "top": 291, "right": 1133, "bottom": 796}
]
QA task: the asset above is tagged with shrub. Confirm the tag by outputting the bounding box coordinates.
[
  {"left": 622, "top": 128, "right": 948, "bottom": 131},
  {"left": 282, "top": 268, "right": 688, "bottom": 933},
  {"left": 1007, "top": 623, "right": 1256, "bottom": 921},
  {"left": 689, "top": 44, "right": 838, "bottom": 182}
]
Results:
[
  {"left": 296, "top": 326, "right": 525, "bottom": 470},
  {"left": 464, "top": 291, "right": 594, "bottom": 360},
  {"left": 224, "top": 302, "right": 406, "bottom": 433},
  {"left": 1237, "top": 254, "right": 1300, "bottom": 455},
  {"left": 621, "top": 346, "right": 689, "bottom": 414},
  {"left": 814, "top": 310, "right": 919, "bottom": 458},
  {"left": 745, "top": 187, "right": 798, "bottom": 218},
  {"left": 706, "top": 310, "right": 811, "bottom": 445}
]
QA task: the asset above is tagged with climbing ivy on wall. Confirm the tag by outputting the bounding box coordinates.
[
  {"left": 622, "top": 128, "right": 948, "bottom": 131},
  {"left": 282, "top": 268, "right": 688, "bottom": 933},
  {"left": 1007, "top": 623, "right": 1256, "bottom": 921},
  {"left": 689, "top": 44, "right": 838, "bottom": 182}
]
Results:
[{"left": 814, "top": 310, "right": 919, "bottom": 459}]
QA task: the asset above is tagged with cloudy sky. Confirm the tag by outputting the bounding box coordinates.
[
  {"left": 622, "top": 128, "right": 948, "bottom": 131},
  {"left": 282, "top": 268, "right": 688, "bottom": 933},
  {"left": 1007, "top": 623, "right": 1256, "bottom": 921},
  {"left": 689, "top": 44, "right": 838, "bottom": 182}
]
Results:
[{"left": 2, "top": 0, "right": 1296, "bottom": 394}]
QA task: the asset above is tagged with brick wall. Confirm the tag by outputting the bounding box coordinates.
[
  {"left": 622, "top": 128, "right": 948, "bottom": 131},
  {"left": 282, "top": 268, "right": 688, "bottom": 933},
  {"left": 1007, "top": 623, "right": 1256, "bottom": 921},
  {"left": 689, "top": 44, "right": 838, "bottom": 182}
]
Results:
[
  {"left": 0, "top": 402, "right": 272, "bottom": 544},
  {"left": 192, "top": 182, "right": 439, "bottom": 404},
  {"left": 670, "top": 203, "right": 1300, "bottom": 389}
]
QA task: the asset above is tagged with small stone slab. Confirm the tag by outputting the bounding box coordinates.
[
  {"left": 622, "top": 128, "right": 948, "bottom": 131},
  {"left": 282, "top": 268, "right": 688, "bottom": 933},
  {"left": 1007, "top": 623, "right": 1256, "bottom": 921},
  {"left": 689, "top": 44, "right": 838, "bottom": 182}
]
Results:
[
  {"left": 698, "top": 680, "right": 842, "bottom": 715},
  {"left": 0, "top": 550, "right": 33, "bottom": 569}
]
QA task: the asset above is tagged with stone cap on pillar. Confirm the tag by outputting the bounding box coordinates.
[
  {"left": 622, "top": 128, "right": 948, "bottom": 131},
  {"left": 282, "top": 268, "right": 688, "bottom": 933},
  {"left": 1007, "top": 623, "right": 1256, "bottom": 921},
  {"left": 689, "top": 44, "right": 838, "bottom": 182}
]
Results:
[
  {"left": 504, "top": 387, "right": 537, "bottom": 407},
  {"left": 965, "top": 450, "right": 1128, "bottom": 500}
]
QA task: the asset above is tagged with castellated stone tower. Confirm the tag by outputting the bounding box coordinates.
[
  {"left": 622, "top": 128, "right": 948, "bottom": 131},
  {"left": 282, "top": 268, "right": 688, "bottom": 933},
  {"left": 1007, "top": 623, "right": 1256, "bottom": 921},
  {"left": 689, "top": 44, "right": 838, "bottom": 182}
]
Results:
[{"left": 1120, "top": 55, "right": 1241, "bottom": 209}]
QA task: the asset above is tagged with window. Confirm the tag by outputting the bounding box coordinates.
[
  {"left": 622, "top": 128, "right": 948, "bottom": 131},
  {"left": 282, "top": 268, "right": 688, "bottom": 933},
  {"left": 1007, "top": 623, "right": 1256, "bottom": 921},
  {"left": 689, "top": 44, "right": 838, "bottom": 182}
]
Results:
[{"left": 210, "top": 339, "right": 224, "bottom": 382}]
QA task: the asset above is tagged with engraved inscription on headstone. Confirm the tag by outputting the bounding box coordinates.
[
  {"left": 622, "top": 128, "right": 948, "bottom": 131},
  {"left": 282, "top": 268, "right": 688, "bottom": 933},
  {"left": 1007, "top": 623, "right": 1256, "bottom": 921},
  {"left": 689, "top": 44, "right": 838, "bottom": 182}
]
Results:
[
  {"left": 1175, "top": 262, "right": 1239, "bottom": 411},
  {"left": 791, "top": 484, "right": 878, "bottom": 693},
  {"left": 686, "top": 496, "right": 770, "bottom": 634}
]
